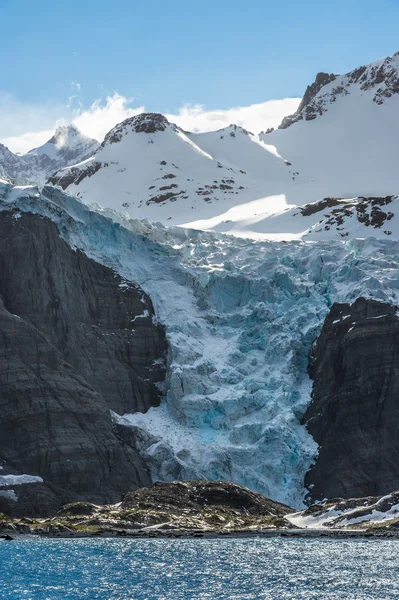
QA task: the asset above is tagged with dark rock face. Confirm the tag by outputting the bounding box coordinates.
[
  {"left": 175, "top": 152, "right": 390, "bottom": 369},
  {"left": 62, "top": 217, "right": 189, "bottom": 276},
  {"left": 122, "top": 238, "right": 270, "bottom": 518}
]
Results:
[
  {"left": 0, "top": 211, "right": 167, "bottom": 516},
  {"left": 48, "top": 161, "right": 102, "bottom": 190},
  {"left": 101, "top": 113, "right": 173, "bottom": 147},
  {"left": 279, "top": 72, "right": 336, "bottom": 129},
  {"left": 296, "top": 196, "right": 396, "bottom": 237},
  {"left": 303, "top": 297, "right": 399, "bottom": 501}
]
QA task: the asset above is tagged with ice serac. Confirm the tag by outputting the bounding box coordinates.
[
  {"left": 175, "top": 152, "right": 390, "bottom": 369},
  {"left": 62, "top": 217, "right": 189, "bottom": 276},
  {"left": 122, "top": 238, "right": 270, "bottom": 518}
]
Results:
[
  {"left": 303, "top": 297, "right": 399, "bottom": 502},
  {"left": 0, "top": 209, "right": 166, "bottom": 516}
]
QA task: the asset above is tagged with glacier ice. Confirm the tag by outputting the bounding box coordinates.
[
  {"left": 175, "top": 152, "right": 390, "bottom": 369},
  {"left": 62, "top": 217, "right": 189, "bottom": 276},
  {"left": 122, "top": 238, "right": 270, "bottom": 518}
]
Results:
[{"left": 2, "top": 181, "right": 399, "bottom": 507}]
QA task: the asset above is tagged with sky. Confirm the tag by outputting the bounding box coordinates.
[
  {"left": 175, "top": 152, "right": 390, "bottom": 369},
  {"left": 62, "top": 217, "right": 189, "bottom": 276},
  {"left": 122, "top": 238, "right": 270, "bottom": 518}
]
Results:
[{"left": 2, "top": 0, "right": 399, "bottom": 152}]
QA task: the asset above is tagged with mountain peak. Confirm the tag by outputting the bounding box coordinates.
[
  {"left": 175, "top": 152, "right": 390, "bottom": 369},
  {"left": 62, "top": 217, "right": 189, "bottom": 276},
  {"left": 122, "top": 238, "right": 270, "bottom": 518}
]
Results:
[
  {"left": 216, "top": 124, "right": 253, "bottom": 137},
  {"left": 45, "top": 124, "right": 92, "bottom": 150},
  {"left": 101, "top": 113, "right": 177, "bottom": 148},
  {"left": 278, "top": 51, "right": 399, "bottom": 129},
  {"left": 129, "top": 113, "right": 171, "bottom": 133}
]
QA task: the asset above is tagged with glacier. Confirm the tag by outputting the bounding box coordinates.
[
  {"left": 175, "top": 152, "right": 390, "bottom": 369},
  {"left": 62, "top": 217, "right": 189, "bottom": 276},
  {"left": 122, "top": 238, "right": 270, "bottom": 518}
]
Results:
[{"left": 2, "top": 180, "right": 399, "bottom": 508}]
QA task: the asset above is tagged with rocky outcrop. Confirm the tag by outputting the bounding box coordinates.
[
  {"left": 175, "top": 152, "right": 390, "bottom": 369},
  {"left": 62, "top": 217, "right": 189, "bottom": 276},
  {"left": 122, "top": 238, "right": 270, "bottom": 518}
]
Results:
[
  {"left": 279, "top": 72, "right": 336, "bottom": 129},
  {"left": 48, "top": 161, "right": 103, "bottom": 190},
  {"left": 101, "top": 114, "right": 176, "bottom": 147},
  {"left": 289, "top": 490, "right": 399, "bottom": 531},
  {"left": 0, "top": 481, "right": 295, "bottom": 536},
  {"left": 278, "top": 52, "right": 399, "bottom": 129},
  {"left": 295, "top": 196, "right": 397, "bottom": 238},
  {"left": 303, "top": 297, "right": 399, "bottom": 501},
  {"left": 0, "top": 210, "right": 167, "bottom": 516}
]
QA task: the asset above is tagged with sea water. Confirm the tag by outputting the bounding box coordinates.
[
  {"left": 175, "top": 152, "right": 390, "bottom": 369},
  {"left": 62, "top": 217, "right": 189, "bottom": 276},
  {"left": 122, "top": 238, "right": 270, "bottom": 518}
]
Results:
[{"left": 0, "top": 537, "right": 398, "bottom": 599}]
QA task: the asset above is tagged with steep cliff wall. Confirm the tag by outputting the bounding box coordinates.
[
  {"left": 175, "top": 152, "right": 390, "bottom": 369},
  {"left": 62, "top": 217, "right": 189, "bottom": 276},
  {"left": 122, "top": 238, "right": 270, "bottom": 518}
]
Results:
[
  {"left": 304, "top": 297, "right": 399, "bottom": 501},
  {"left": 0, "top": 210, "right": 167, "bottom": 516}
]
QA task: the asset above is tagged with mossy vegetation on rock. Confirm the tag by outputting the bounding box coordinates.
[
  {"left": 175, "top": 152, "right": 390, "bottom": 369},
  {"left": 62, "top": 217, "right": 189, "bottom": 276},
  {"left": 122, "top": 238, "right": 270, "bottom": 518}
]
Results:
[{"left": 0, "top": 481, "right": 295, "bottom": 537}]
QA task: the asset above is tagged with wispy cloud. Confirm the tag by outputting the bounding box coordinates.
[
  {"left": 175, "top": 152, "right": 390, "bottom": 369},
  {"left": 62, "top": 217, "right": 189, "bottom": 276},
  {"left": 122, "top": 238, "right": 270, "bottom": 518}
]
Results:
[
  {"left": 165, "top": 99, "right": 300, "bottom": 134},
  {"left": 0, "top": 91, "right": 300, "bottom": 154},
  {"left": 72, "top": 93, "right": 145, "bottom": 141}
]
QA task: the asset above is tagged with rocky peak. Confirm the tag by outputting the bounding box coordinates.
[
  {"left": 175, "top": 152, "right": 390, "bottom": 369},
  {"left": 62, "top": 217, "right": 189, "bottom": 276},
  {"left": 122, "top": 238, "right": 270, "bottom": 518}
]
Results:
[
  {"left": 278, "top": 51, "right": 399, "bottom": 129},
  {"left": 279, "top": 72, "right": 337, "bottom": 129},
  {"left": 28, "top": 124, "right": 98, "bottom": 157},
  {"left": 218, "top": 124, "right": 253, "bottom": 138},
  {"left": 101, "top": 113, "right": 175, "bottom": 148},
  {"left": 46, "top": 124, "right": 82, "bottom": 147},
  {"left": 130, "top": 113, "right": 172, "bottom": 133}
]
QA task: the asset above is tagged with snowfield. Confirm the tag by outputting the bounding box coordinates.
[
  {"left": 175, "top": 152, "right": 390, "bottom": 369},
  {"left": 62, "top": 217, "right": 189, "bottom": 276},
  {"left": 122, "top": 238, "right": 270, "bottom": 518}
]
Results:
[{"left": 3, "top": 180, "right": 399, "bottom": 507}]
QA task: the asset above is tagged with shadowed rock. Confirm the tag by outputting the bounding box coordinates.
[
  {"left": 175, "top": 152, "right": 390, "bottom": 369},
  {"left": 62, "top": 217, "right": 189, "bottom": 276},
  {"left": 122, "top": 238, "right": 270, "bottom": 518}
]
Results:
[
  {"left": 0, "top": 210, "right": 167, "bottom": 516},
  {"left": 303, "top": 297, "right": 399, "bottom": 501}
]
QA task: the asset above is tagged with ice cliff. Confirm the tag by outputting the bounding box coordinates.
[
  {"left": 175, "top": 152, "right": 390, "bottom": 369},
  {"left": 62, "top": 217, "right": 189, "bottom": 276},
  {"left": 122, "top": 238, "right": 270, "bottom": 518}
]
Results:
[{"left": 2, "top": 180, "right": 399, "bottom": 508}]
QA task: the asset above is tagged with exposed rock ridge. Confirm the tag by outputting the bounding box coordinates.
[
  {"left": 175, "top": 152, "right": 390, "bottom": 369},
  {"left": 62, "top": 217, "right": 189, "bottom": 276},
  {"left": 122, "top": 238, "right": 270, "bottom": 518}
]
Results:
[
  {"left": 101, "top": 113, "right": 178, "bottom": 147},
  {"left": 279, "top": 51, "right": 399, "bottom": 128},
  {"left": 295, "top": 195, "right": 397, "bottom": 238},
  {"left": 279, "top": 72, "right": 336, "bottom": 128}
]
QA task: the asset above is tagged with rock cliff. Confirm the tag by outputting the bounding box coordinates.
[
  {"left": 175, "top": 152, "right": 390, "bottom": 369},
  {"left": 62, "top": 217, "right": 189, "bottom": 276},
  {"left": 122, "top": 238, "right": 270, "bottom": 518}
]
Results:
[
  {"left": 303, "top": 297, "right": 399, "bottom": 501},
  {"left": 0, "top": 210, "right": 167, "bottom": 516}
]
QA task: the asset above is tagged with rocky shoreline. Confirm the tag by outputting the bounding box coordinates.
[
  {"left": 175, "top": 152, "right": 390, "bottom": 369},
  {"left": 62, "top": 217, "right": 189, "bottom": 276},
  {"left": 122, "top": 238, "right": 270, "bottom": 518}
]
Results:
[
  {"left": 3, "top": 529, "right": 399, "bottom": 541},
  {"left": 2, "top": 481, "right": 399, "bottom": 541}
]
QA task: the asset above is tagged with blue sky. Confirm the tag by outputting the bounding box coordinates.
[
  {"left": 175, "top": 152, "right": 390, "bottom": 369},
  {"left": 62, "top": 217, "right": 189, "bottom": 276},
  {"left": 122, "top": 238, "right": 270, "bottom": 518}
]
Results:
[{"left": 2, "top": 0, "right": 399, "bottom": 151}]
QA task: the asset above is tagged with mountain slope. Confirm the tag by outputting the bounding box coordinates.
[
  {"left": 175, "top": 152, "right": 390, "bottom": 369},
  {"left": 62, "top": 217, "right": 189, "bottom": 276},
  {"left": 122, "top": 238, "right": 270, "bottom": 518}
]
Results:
[
  {"left": 0, "top": 143, "right": 32, "bottom": 185},
  {"left": 25, "top": 124, "right": 98, "bottom": 179},
  {"left": 258, "top": 52, "right": 399, "bottom": 221},
  {"left": 0, "top": 125, "right": 98, "bottom": 185},
  {"left": 4, "top": 53, "right": 399, "bottom": 239},
  {"left": 51, "top": 50, "right": 399, "bottom": 240},
  {"left": 49, "top": 113, "right": 293, "bottom": 229}
]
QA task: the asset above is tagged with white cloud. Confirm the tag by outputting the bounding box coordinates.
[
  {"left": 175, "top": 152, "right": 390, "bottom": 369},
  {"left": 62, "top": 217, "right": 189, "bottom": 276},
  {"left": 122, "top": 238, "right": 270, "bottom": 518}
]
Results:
[
  {"left": 0, "top": 91, "right": 300, "bottom": 154},
  {"left": 72, "top": 93, "right": 145, "bottom": 141},
  {"left": 165, "top": 99, "right": 301, "bottom": 134},
  {"left": 1, "top": 130, "right": 56, "bottom": 154},
  {"left": 0, "top": 91, "right": 68, "bottom": 153}
]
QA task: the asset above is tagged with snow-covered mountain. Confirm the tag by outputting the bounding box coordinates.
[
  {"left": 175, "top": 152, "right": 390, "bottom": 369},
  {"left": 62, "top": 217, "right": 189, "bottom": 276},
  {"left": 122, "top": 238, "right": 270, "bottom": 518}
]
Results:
[
  {"left": 0, "top": 143, "right": 32, "bottom": 185},
  {"left": 50, "top": 52, "right": 399, "bottom": 240},
  {"left": 255, "top": 52, "right": 399, "bottom": 238},
  {"left": 49, "top": 113, "right": 293, "bottom": 230},
  {"left": 0, "top": 125, "right": 98, "bottom": 185},
  {"left": 26, "top": 124, "right": 99, "bottom": 179}
]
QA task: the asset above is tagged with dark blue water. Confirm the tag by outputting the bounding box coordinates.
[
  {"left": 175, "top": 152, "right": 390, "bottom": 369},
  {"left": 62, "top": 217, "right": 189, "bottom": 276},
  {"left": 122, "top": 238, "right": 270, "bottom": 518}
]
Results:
[{"left": 0, "top": 537, "right": 397, "bottom": 599}]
